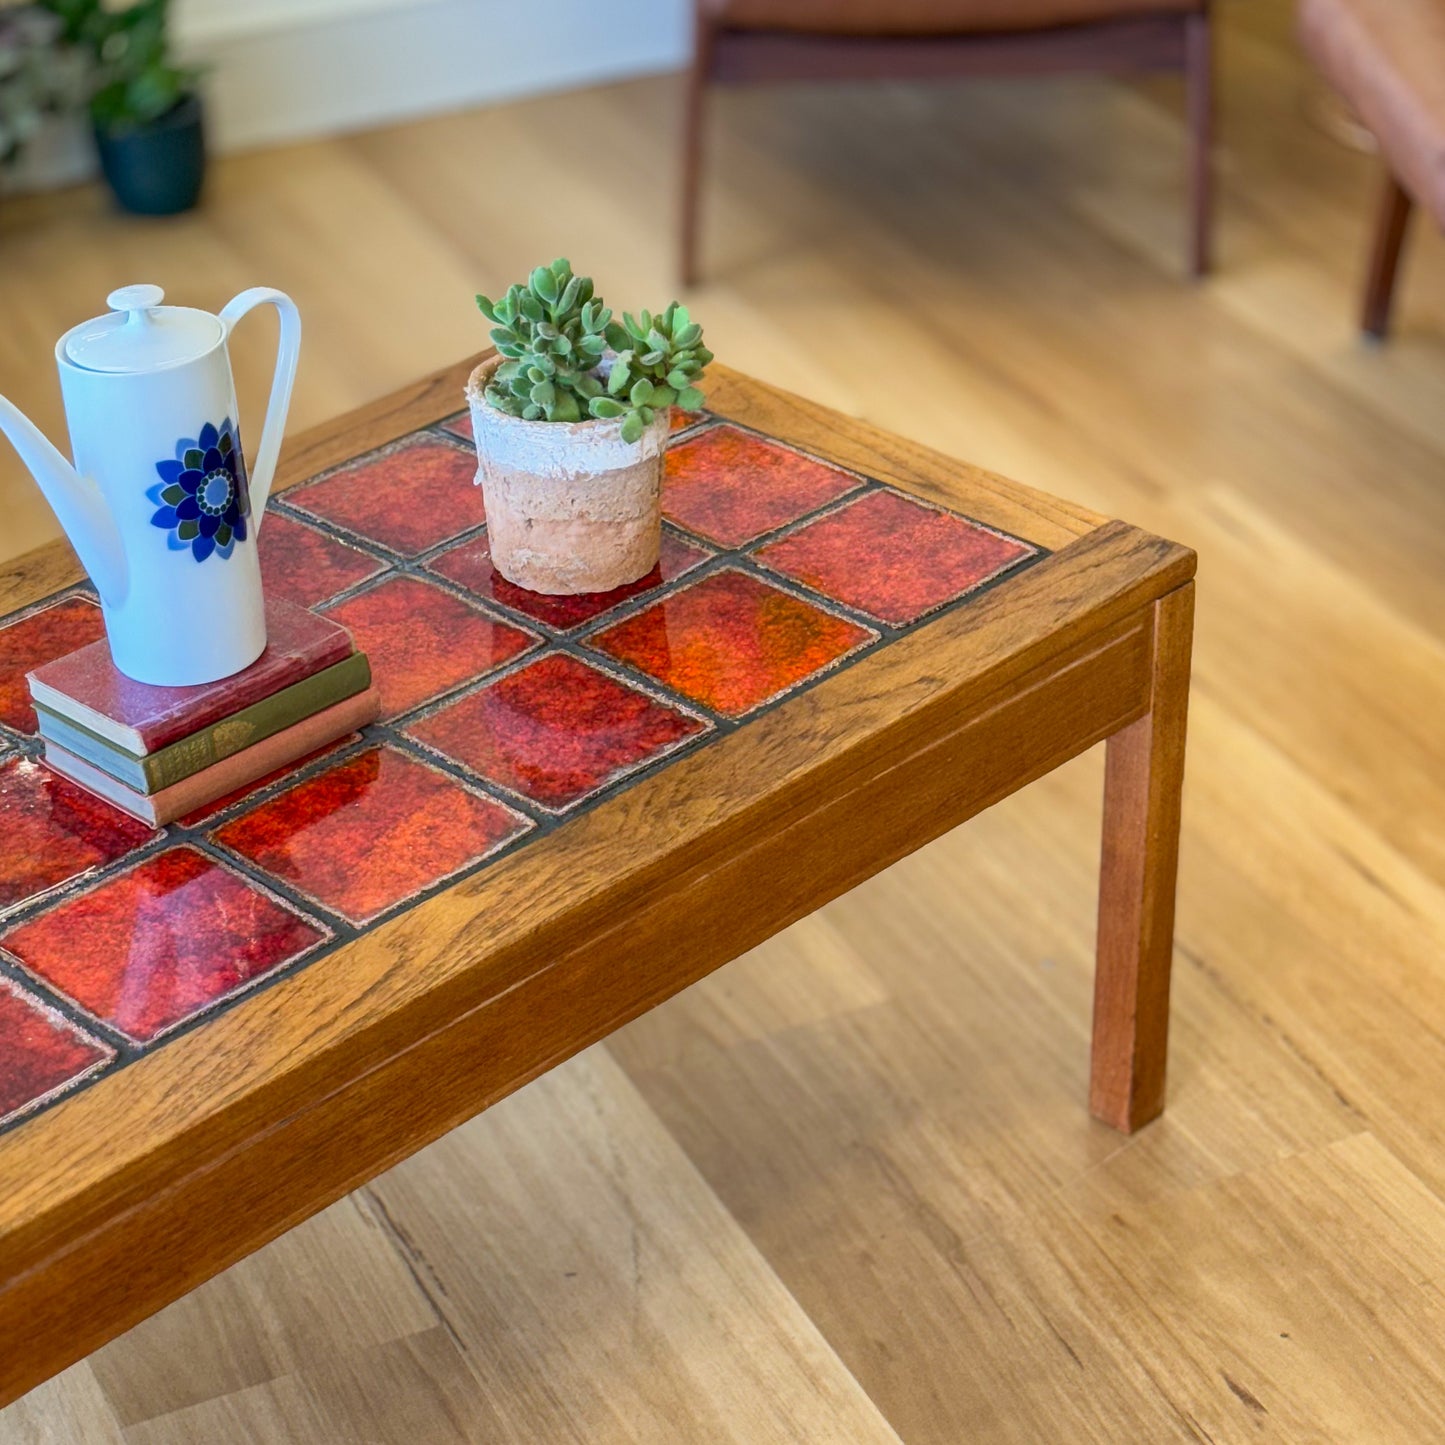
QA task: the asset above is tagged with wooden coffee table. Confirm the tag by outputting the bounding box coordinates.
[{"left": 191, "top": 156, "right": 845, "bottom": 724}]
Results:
[{"left": 0, "top": 360, "right": 1194, "bottom": 1406}]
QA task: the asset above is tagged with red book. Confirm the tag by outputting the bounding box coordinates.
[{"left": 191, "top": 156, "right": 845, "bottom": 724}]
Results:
[
  {"left": 27, "top": 599, "right": 354, "bottom": 755},
  {"left": 42, "top": 686, "right": 381, "bottom": 826}
]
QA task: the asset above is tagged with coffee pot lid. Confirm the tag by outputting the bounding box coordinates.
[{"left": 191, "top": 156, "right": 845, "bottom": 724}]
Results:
[{"left": 64, "top": 285, "right": 224, "bottom": 374}]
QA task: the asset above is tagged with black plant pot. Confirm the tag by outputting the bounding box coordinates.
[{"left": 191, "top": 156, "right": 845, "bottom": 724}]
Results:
[{"left": 95, "top": 92, "right": 206, "bottom": 217}]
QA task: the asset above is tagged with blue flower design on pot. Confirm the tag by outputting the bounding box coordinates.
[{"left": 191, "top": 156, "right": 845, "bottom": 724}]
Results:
[{"left": 147, "top": 419, "right": 251, "bottom": 563}]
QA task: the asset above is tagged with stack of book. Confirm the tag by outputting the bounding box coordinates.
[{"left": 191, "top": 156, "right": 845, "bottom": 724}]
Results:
[{"left": 28, "top": 599, "right": 379, "bottom": 825}]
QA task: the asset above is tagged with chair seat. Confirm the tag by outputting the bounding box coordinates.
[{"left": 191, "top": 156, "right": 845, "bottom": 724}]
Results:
[
  {"left": 704, "top": 0, "right": 1203, "bottom": 36},
  {"left": 1299, "top": 0, "right": 1445, "bottom": 228}
]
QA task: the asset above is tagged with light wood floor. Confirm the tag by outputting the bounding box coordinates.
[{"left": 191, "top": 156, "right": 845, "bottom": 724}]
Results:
[{"left": 4, "top": 1, "right": 1445, "bottom": 1439}]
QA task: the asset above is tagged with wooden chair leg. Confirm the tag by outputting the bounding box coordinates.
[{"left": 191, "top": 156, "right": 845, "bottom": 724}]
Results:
[
  {"left": 1362, "top": 171, "right": 1414, "bottom": 339},
  {"left": 1184, "top": 7, "right": 1214, "bottom": 278},
  {"left": 1090, "top": 583, "right": 1194, "bottom": 1132},
  {"left": 679, "top": 16, "right": 716, "bottom": 288}
]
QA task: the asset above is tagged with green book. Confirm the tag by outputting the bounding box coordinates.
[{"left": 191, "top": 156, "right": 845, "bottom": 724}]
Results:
[{"left": 35, "top": 652, "right": 372, "bottom": 795}]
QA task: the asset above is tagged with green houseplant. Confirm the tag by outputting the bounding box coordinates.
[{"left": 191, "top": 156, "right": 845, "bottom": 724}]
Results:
[
  {"left": 39, "top": 0, "right": 204, "bottom": 214},
  {"left": 468, "top": 258, "right": 712, "bottom": 595},
  {"left": 0, "top": 6, "right": 84, "bottom": 176}
]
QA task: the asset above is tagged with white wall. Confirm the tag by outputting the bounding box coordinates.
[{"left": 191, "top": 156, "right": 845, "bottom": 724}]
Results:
[
  {"left": 6, "top": 0, "right": 691, "bottom": 190},
  {"left": 176, "top": 0, "right": 692, "bottom": 154}
]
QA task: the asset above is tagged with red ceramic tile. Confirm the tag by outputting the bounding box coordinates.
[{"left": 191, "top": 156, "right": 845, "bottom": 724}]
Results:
[
  {"left": 588, "top": 569, "right": 875, "bottom": 718},
  {"left": 0, "top": 757, "right": 157, "bottom": 914},
  {"left": 322, "top": 576, "right": 536, "bottom": 720},
  {"left": 428, "top": 529, "right": 712, "bottom": 633},
  {"left": 440, "top": 411, "right": 473, "bottom": 443},
  {"left": 669, "top": 408, "right": 705, "bottom": 434},
  {"left": 0, "top": 975, "right": 113, "bottom": 1127},
  {"left": 259, "top": 510, "right": 387, "bottom": 608},
  {"left": 663, "top": 425, "right": 861, "bottom": 547},
  {"left": 288, "top": 438, "right": 483, "bottom": 556},
  {"left": 1, "top": 847, "right": 329, "bottom": 1044},
  {"left": 0, "top": 596, "right": 106, "bottom": 734},
  {"left": 407, "top": 654, "right": 708, "bottom": 811},
  {"left": 756, "top": 490, "right": 1038, "bottom": 626},
  {"left": 215, "top": 745, "right": 531, "bottom": 924}
]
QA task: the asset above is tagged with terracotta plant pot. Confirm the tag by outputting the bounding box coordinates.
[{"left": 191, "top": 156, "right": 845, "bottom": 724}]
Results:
[{"left": 466, "top": 357, "right": 669, "bottom": 595}]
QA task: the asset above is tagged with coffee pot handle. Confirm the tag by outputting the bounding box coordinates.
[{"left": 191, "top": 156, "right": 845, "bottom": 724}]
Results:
[{"left": 219, "top": 288, "right": 302, "bottom": 537}]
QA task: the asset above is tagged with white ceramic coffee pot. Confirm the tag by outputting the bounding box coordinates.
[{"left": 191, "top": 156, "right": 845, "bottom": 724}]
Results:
[{"left": 0, "top": 284, "right": 301, "bottom": 686}]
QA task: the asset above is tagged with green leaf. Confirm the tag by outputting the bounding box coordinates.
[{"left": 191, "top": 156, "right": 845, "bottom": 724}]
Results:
[
  {"left": 647, "top": 328, "right": 670, "bottom": 353},
  {"left": 552, "top": 392, "right": 582, "bottom": 422},
  {"left": 621, "top": 412, "right": 645, "bottom": 445},
  {"left": 523, "top": 403, "right": 543, "bottom": 420},
  {"left": 531, "top": 379, "right": 556, "bottom": 410},
  {"left": 674, "top": 322, "right": 702, "bottom": 348},
  {"left": 649, "top": 385, "right": 677, "bottom": 408},
  {"left": 519, "top": 292, "right": 543, "bottom": 323},
  {"left": 666, "top": 368, "right": 691, "bottom": 390},
  {"left": 629, "top": 377, "right": 654, "bottom": 407},
  {"left": 531, "top": 266, "right": 558, "bottom": 304},
  {"left": 476, "top": 293, "right": 498, "bottom": 322},
  {"left": 608, "top": 357, "right": 632, "bottom": 395},
  {"left": 550, "top": 257, "right": 571, "bottom": 281},
  {"left": 574, "top": 373, "right": 603, "bottom": 399},
  {"left": 557, "top": 274, "right": 582, "bottom": 315},
  {"left": 677, "top": 386, "right": 705, "bottom": 411},
  {"left": 605, "top": 321, "right": 629, "bottom": 351},
  {"left": 589, "top": 396, "right": 625, "bottom": 419}
]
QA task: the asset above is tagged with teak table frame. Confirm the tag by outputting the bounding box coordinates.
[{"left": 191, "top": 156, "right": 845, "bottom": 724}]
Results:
[{"left": 0, "top": 361, "right": 1194, "bottom": 1406}]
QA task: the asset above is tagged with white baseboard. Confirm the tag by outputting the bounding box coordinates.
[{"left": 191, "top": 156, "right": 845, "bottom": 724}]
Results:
[
  {"left": 180, "top": 0, "right": 691, "bottom": 155},
  {"left": 6, "top": 0, "right": 691, "bottom": 190}
]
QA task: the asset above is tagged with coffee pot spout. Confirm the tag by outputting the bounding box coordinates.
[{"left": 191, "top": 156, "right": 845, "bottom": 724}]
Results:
[{"left": 0, "top": 394, "right": 127, "bottom": 607}]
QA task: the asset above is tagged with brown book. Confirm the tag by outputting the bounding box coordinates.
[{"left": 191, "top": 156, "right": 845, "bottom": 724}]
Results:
[
  {"left": 43, "top": 687, "right": 381, "bottom": 826},
  {"left": 29, "top": 599, "right": 354, "bottom": 754}
]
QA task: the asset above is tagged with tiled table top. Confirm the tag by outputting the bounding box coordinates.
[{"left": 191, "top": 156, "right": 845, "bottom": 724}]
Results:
[{"left": 0, "top": 412, "right": 1043, "bottom": 1135}]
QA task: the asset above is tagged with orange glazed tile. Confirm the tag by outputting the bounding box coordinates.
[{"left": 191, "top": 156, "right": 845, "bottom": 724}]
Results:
[
  {"left": 0, "top": 595, "right": 106, "bottom": 734},
  {"left": 322, "top": 575, "right": 537, "bottom": 721},
  {"left": 259, "top": 511, "right": 387, "bottom": 608},
  {"left": 215, "top": 745, "right": 531, "bottom": 925},
  {"left": 287, "top": 437, "right": 483, "bottom": 556},
  {"left": 663, "top": 426, "right": 861, "bottom": 547},
  {"left": 588, "top": 569, "right": 875, "bottom": 718},
  {"left": 406, "top": 653, "right": 708, "bottom": 812},
  {"left": 669, "top": 408, "right": 705, "bottom": 434},
  {"left": 0, "top": 975, "right": 113, "bottom": 1128},
  {"left": 428, "top": 529, "right": 712, "bottom": 633},
  {"left": 1, "top": 847, "right": 330, "bottom": 1045},
  {"left": 0, "top": 757, "right": 157, "bottom": 914},
  {"left": 755, "top": 489, "right": 1038, "bottom": 626}
]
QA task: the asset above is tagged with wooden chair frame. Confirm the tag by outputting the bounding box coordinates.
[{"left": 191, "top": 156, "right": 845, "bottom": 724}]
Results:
[
  {"left": 1361, "top": 169, "right": 1415, "bottom": 339},
  {"left": 680, "top": 4, "right": 1215, "bottom": 285}
]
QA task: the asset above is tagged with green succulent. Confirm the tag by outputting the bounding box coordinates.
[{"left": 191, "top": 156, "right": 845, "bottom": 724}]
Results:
[
  {"left": 476, "top": 260, "right": 711, "bottom": 445},
  {"left": 598, "top": 303, "right": 713, "bottom": 444}
]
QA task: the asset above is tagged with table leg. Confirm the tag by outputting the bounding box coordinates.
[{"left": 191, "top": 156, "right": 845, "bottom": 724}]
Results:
[{"left": 1090, "top": 582, "right": 1195, "bottom": 1132}]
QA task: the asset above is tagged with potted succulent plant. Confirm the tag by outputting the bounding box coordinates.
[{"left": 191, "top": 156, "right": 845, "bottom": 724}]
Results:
[
  {"left": 470, "top": 258, "right": 712, "bottom": 595},
  {"left": 40, "top": 0, "right": 204, "bottom": 215}
]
